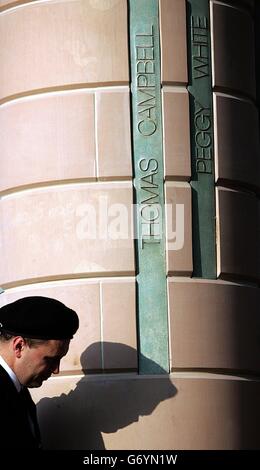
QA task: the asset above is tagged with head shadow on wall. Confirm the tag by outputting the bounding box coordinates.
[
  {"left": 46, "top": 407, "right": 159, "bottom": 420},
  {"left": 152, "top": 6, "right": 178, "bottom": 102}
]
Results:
[{"left": 36, "top": 342, "right": 177, "bottom": 450}]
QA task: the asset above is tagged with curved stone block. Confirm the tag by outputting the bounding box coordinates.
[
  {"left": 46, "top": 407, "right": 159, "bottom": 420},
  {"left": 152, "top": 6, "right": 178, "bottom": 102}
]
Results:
[
  {"left": 165, "top": 182, "right": 192, "bottom": 275},
  {"left": 95, "top": 89, "right": 132, "bottom": 178},
  {"left": 216, "top": 188, "right": 258, "bottom": 280},
  {"left": 0, "top": 182, "right": 135, "bottom": 285},
  {"left": 214, "top": 94, "right": 260, "bottom": 191},
  {"left": 0, "top": 87, "right": 132, "bottom": 192},
  {"left": 0, "top": 0, "right": 128, "bottom": 100},
  {"left": 162, "top": 89, "right": 191, "bottom": 180},
  {"left": 212, "top": 3, "right": 255, "bottom": 97},
  {"left": 0, "top": 92, "right": 95, "bottom": 191},
  {"left": 169, "top": 278, "right": 260, "bottom": 371},
  {"left": 159, "top": 0, "right": 188, "bottom": 84}
]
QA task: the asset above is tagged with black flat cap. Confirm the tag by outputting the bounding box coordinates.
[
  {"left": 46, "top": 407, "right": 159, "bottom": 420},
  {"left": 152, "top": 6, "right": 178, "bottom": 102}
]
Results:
[{"left": 0, "top": 296, "right": 79, "bottom": 340}]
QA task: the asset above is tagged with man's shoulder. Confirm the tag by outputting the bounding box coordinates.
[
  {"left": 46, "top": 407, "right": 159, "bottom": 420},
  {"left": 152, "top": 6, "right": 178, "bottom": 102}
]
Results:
[
  {"left": 0, "top": 364, "right": 9, "bottom": 382},
  {"left": 0, "top": 365, "right": 16, "bottom": 395}
]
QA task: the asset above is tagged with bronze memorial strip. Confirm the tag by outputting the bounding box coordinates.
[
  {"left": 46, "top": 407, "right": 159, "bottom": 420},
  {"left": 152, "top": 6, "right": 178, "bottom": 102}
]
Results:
[
  {"left": 187, "top": 0, "right": 217, "bottom": 279},
  {"left": 129, "top": 0, "right": 169, "bottom": 373}
]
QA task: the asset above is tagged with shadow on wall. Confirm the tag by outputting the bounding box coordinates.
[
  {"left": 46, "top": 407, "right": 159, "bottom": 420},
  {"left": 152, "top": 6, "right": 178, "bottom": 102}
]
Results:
[{"left": 37, "top": 342, "right": 177, "bottom": 450}]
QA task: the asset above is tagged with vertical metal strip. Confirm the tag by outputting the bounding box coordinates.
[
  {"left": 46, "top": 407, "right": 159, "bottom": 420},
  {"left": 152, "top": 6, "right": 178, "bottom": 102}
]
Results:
[
  {"left": 129, "top": 0, "right": 169, "bottom": 373},
  {"left": 187, "top": 0, "right": 217, "bottom": 279}
]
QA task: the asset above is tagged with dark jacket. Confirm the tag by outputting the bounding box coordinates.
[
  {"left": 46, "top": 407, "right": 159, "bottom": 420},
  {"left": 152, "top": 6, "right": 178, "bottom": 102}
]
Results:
[{"left": 0, "top": 365, "right": 41, "bottom": 449}]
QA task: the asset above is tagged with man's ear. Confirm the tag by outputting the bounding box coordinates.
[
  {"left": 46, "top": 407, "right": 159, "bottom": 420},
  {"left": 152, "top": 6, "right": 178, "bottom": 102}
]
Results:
[{"left": 13, "top": 336, "right": 26, "bottom": 358}]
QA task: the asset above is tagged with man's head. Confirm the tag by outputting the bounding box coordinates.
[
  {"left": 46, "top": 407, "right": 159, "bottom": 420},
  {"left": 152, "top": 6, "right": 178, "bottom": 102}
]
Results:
[{"left": 0, "top": 296, "right": 79, "bottom": 387}]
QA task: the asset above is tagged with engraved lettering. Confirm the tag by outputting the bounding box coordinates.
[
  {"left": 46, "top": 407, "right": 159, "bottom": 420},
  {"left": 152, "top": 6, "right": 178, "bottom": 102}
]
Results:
[
  {"left": 141, "top": 187, "right": 159, "bottom": 204},
  {"left": 196, "top": 159, "right": 212, "bottom": 173},
  {"left": 195, "top": 130, "right": 211, "bottom": 148},
  {"left": 138, "top": 89, "right": 156, "bottom": 117},
  {"left": 195, "top": 146, "right": 211, "bottom": 160},
  {"left": 137, "top": 75, "right": 149, "bottom": 87},
  {"left": 135, "top": 25, "right": 157, "bottom": 136},
  {"left": 138, "top": 157, "right": 161, "bottom": 247},
  {"left": 193, "top": 54, "right": 208, "bottom": 79},
  {"left": 133, "top": 23, "right": 162, "bottom": 248},
  {"left": 139, "top": 158, "right": 158, "bottom": 173},
  {"left": 141, "top": 205, "right": 160, "bottom": 222},
  {"left": 194, "top": 101, "right": 212, "bottom": 173},
  {"left": 191, "top": 16, "right": 208, "bottom": 43},
  {"left": 136, "top": 47, "right": 154, "bottom": 61},
  {"left": 138, "top": 104, "right": 155, "bottom": 118},
  {"left": 191, "top": 16, "right": 209, "bottom": 79},
  {"left": 136, "top": 60, "right": 155, "bottom": 74},
  {"left": 195, "top": 112, "right": 211, "bottom": 131},
  {"left": 141, "top": 174, "right": 158, "bottom": 187},
  {"left": 138, "top": 119, "right": 157, "bottom": 136}
]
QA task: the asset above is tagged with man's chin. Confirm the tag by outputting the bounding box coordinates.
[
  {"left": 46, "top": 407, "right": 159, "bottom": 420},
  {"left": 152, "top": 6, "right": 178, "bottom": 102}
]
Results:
[{"left": 27, "top": 379, "right": 44, "bottom": 388}]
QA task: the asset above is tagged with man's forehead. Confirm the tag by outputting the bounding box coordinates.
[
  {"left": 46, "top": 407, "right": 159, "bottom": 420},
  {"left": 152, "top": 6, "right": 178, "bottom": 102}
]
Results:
[{"left": 42, "top": 339, "right": 70, "bottom": 356}]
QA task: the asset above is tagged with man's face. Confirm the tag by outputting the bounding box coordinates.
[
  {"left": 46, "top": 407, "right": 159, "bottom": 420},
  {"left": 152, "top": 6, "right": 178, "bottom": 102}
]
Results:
[{"left": 20, "top": 339, "right": 70, "bottom": 388}]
